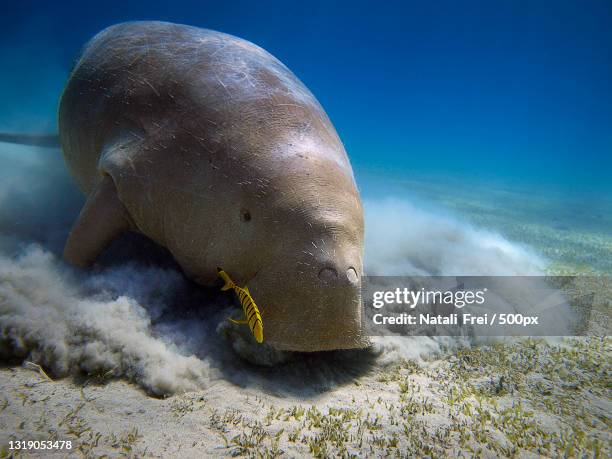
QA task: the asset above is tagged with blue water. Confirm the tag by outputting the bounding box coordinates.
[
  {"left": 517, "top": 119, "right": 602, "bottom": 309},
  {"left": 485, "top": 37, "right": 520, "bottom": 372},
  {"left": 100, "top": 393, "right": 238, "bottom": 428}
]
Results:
[
  {"left": 2, "top": 0, "right": 611, "bottom": 190},
  {"left": 0, "top": 0, "right": 610, "bottom": 272}
]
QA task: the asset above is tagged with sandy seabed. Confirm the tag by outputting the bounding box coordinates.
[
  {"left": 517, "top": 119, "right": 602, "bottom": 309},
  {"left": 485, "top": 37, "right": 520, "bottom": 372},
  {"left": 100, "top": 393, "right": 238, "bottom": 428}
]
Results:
[{"left": 0, "top": 337, "right": 609, "bottom": 457}]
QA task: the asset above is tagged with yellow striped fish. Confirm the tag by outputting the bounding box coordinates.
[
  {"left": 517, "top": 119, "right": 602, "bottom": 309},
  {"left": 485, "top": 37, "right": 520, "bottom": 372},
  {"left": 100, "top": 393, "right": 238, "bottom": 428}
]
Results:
[{"left": 217, "top": 268, "right": 264, "bottom": 343}]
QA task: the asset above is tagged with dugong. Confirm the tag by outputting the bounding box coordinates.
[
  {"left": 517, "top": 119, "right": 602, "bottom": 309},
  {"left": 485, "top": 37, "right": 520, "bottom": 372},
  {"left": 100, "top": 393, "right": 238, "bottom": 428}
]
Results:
[{"left": 20, "top": 21, "right": 367, "bottom": 352}]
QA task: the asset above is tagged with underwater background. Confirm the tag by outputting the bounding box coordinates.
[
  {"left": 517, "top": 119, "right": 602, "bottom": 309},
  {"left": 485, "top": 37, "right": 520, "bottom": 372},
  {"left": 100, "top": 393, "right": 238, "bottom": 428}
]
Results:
[
  {"left": 1, "top": 0, "right": 611, "bottom": 278},
  {"left": 0, "top": 4, "right": 610, "bottom": 456}
]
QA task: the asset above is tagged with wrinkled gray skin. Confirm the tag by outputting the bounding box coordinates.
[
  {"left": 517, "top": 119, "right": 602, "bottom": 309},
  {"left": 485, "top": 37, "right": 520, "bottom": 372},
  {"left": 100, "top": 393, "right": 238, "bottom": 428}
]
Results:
[{"left": 59, "top": 21, "right": 366, "bottom": 352}]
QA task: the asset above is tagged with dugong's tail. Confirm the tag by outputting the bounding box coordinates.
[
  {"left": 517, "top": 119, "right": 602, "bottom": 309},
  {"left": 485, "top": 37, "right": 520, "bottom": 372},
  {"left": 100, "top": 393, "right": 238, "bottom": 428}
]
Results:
[{"left": 0, "top": 132, "right": 60, "bottom": 148}]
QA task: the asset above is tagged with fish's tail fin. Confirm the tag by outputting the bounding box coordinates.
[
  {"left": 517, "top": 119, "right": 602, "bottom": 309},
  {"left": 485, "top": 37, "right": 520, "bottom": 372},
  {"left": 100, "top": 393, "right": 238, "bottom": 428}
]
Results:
[
  {"left": 217, "top": 267, "right": 235, "bottom": 291},
  {"left": 0, "top": 132, "right": 60, "bottom": 148}
]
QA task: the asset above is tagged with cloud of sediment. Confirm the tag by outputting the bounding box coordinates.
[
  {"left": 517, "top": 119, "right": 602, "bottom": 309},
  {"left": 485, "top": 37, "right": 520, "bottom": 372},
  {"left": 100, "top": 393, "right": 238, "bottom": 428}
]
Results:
[
  {"left": 364, "top": 197, "right": 545, "bottom": 277},
  {"left": 0, "top": 246, "right": 212, "bottom": 395},
  {"left": 363, "top": 197, "right": 576, "bottom": 360}
]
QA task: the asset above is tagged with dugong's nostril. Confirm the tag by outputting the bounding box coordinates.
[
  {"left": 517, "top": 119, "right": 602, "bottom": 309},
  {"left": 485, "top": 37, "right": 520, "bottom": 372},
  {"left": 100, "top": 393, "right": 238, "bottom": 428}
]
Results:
[
  {"left": 346, "top": 267, "right": 359, "bottom": 284},
  {"left": 319, "top": 267, "right": 338, "bottom": 282}
]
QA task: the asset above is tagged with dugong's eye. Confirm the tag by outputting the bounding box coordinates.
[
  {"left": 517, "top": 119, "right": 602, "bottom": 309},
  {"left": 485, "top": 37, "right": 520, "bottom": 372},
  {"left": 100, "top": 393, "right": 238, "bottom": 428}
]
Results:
[
  {"left": 240, "top": 209, "right": 252, "bottom": 222},
  {"left": 319, "top": 267, "right": 338, "bottom": 282}
]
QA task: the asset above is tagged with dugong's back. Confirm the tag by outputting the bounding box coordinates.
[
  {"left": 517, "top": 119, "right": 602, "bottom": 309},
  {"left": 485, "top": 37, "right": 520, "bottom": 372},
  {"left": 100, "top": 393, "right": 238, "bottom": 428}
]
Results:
[{"left": 60, "top": 21, "right": 351, "bottom": 192}]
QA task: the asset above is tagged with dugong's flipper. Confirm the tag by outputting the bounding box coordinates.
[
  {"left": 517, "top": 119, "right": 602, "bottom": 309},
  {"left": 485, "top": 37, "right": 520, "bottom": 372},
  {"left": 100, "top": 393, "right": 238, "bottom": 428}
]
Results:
[{"left": 64, "top": 174, "right": 131, "bottom": 267}]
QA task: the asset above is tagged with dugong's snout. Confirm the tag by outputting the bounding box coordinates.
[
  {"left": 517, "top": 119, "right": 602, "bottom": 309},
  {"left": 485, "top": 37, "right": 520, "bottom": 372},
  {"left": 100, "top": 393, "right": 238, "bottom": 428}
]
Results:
[{"left": 250, "top": 258, "right": 368, "bottom": 352}]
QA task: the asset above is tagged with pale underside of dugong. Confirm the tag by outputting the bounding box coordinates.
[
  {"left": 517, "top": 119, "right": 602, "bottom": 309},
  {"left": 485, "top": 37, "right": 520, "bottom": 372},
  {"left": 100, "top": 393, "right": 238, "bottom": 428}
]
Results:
[{"left": 59, "top": 21, "right": 366, "bottom": 352}]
